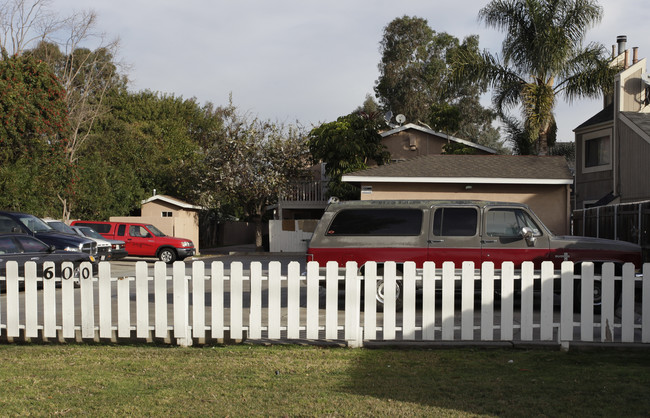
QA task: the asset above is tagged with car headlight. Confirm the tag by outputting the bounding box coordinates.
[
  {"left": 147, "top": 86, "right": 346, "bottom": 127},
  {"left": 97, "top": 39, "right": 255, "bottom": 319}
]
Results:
[
  {"left": 63, "top": 246, "right": 79, "bottom": 252},
  {"left": 181, "top": 241, "right": 193, "bottom": 247}
]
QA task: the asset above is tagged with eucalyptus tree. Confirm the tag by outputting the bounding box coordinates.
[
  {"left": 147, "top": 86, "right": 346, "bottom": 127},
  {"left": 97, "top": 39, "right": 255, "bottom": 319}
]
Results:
[
  {"left": 452, "top": 0, "right": 618, "bottom": 155},
  {"left": 375, "top": 16, "right": 498, "bottom": 146}
]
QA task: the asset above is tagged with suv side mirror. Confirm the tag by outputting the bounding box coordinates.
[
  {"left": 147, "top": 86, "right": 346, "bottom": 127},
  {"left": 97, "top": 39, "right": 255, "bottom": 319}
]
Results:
[{"left": 521, "top": 227, "right": 536, "bottom": 247}]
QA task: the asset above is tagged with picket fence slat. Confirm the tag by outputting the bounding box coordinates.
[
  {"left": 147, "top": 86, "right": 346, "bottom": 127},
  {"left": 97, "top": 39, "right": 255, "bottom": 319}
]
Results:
[
  {"left": 211, "top": 261, "right": 225, "bottom": 340},
  {"left": 25, "top": 262, "right": 38, "bottom": 339},
  {"left": 422, "top": 262, "right": 436, "bottom": 340},
  {"left": 540, "top": 262, "right": 555, "bottom": 341},
  {"left": 249, "top": 262, "right": 263, "bottom": 339},
  {"left": 1, "top": 260, "right": 649, "bottom": 348},
  {"left": 501, "top": 262, "right": 514, "bottom": 341},
  {"left": 325, "top": 262, "right": 338, "bottom": 340},
  {"left": 43, "top": 262, "right": 56, "bottom": 339},
  {"left": 99, "top": 262, "right": 112, "bottom": 339},
  {"left": 6, "top": 262, "right": 19, "bottom": 337},
  {"left": 80, "top": 262, "right": 95, "bottom": 339},
  {"left": 287, "top": 262, "right": 301, "bottom": 339},
  {"left": 268, "top": 262, "right": 281, "bottom": 339},
  {"left": 305, "top": 262, "right": 320, "bottom": 340}
]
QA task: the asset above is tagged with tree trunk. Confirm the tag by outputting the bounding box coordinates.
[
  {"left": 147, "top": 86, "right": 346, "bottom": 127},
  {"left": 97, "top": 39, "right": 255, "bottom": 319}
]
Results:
[
  {"left": 254, "top": 215, "right": 264, "bottom": 251},
  {"left": 538, "top": 131, "right": 548, "bottom": 156}
]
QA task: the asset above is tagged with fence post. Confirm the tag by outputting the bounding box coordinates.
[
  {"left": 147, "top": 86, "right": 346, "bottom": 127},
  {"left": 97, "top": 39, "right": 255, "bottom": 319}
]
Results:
[
  {"left": 344, "top": 261, "right": 362, "bottom": 347},
  {"left": 173, "top": 261, "right": 192, "bottom": 347},
  {"left": 559, "top": 261, "right": 575, "bottom": 350}
]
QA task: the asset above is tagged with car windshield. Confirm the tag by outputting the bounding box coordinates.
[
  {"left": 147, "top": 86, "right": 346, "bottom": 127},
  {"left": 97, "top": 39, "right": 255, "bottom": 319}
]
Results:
[
  {"left": 79, "top": 227, "right": 104, "bottom": 239},
  {"left": 48, "top": 221, "right": 76, "bottom": 234},
  {"left": 146, "top": 224, "right": 166, "bottom": 237},
  {"left": 17, "top": 214, "right": 54, "bottom": 233}
]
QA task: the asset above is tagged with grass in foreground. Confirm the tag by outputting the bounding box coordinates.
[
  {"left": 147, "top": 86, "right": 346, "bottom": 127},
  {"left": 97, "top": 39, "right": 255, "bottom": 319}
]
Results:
[{"left": 0, "top": 344, "right": 649, "bottom": 416}]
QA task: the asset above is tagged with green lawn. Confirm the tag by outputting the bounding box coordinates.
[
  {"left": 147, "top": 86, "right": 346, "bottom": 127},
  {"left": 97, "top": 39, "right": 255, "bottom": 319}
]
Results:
[{"left": 0, "top": 344, "right": 649, "bottom": 416}]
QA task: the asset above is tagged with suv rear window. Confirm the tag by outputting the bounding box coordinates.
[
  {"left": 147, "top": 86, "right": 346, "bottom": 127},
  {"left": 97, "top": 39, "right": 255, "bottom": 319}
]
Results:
[{"left": 326, "top": 209, "right": 423, "bottom": 236}]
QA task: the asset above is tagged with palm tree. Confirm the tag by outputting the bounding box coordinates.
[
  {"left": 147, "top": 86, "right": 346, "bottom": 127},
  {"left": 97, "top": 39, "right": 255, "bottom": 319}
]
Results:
[{"left": 452, "top": 0, "right": 619, "bottom": 155}]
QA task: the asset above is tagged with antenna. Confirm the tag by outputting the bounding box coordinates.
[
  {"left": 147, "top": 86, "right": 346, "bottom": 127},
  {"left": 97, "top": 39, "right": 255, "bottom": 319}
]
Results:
[{"left": 396, "top": 114, "right": 406, "bottom": 125}]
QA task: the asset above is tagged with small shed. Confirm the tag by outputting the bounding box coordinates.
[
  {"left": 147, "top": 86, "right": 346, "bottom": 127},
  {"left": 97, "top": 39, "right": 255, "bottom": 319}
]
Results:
[{"left": 111, "top": 194, "right": 203, "bottom": 254}]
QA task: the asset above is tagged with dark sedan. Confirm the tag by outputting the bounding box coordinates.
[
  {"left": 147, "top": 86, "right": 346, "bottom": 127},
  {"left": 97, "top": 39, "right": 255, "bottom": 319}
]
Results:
[{"left": 0, "top": 234, "right": 94, "bottom": 287}]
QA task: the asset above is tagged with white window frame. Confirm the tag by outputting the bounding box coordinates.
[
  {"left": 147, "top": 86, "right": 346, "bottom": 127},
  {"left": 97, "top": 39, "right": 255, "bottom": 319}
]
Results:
[{"left": 582, "top": 128, "right": 612, "bottom": 174}]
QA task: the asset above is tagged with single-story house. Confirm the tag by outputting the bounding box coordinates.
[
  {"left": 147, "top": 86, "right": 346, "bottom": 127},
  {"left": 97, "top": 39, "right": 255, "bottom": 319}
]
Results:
[{"left": 341, "top": 154, "right": 573, "bottom": 235}]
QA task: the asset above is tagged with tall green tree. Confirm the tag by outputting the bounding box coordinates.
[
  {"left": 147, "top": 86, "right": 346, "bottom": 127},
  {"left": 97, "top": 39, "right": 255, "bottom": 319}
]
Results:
[
  {"left": 374, "top": 16, "right": 498, "bottom": 146},
  {"left": 77, "top": 90, "right": 215, "bottom": 220},
  {"left": 308, "top": 113, "right": 390, "bottom": 200},
  {"left": 452, "top": 0, "right": 618, "bottom": 155},
  {"left": 0, "top": 48, "right": 70, "bottom": 215}
]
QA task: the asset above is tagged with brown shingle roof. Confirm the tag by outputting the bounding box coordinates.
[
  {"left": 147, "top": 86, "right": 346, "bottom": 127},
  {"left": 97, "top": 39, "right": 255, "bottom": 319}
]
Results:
[{"left": 342, "top": 154, "right": 573, "bottom": 183}]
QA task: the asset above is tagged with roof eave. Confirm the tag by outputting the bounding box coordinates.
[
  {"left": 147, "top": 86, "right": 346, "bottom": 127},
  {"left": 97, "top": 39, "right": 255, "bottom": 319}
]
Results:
[{"left": 341, "top": 175, "right": 573, "bottom": 185}]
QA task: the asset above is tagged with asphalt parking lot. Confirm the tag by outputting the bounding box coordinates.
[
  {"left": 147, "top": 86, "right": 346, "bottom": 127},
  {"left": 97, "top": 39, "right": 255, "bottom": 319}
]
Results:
[{"left": 107, "top": 245, "right": 306, "bottom": 277}]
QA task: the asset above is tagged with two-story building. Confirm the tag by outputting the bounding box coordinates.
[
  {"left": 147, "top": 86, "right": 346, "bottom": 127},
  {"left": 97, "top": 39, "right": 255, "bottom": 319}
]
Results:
[{"left": 574, "top": 36, "right": 650, "bottom": 209}]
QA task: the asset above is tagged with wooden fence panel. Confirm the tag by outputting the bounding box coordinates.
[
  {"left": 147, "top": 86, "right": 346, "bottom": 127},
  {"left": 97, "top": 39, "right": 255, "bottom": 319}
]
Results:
[{"left": 1, "top": 260, "right": 650, "bottom": 348}]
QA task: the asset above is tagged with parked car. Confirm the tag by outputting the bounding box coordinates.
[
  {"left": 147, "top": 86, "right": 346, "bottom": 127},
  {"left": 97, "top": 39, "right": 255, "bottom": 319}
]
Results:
[
  {"left": 0, "top": 234, "right": 94, "bottom": 287},
  {"left": 45, "top": 220, "right": 112, "bottom": 261},
  {"left": 307, "top": 200, "right": 643, "bottom": 305},
  {"left": 71, "top": 220, "right": 195, "bottom": 263},
  {"left": 0, "top": 211, "right": 97, "bottom": 262},
  {"left": 70, "top": 226, "right": 128, "bottom": 260}
]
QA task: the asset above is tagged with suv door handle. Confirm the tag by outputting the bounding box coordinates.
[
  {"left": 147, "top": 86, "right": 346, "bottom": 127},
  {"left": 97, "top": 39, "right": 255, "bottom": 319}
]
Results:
[
  {"left": 482, "top": 239, "right": 497, "bottom": 244},
  {"left": 428, "top": 239, "right": 444, "bottom": 243}
]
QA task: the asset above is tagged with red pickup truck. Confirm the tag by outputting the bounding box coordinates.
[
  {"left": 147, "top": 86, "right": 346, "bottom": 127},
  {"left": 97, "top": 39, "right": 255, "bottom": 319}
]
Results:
[{"left": 71, "top": 221, "right": 195, "bottom": 263}]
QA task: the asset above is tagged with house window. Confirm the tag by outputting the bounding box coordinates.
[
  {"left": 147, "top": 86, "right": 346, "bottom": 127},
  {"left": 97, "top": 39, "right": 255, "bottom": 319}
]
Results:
[
  {"left": 581, "top": 129, "right": 612, "bottom": 173},
  {"left": 162, "top": 211, "right": 172, "bottom": 217},
  {"left": 585, "top": 136, "right": 610, "bottom": 168}
]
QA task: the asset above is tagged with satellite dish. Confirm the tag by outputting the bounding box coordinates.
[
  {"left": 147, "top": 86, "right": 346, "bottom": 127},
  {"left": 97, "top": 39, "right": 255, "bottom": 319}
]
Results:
[
  {"left": 384, "top": 110, "right": 393, "bottom": 123},
  {"left": 642, "top": 72, "right": 650, "bottom": 86},
  {"left": 396, "top": 114, "right": 406, "bottom": 125}
]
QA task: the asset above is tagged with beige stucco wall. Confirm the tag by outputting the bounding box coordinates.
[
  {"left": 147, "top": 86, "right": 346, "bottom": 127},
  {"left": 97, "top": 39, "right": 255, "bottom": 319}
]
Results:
[{"left": 359, "top": 182, "right": 571, "bottom": 235}]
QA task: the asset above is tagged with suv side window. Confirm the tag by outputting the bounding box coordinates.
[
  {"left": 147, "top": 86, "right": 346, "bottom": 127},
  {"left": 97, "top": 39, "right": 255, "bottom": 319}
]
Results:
[
  {"left": 117, "top": 225, "right": 126, "bottom": 236},
  {"left": 0, "top": 236, "right": 19, "bottom": 254},
  {"left": 432, "top": 207, "right": 478, "bottom": 236},
  {"left": 0, "top": 216, "right": 22, "bottom": 233},
  {"left": 485, "top": 208, "right": 541, "bottom": 237},
  {"left": 326, "top": 209, "right": 423, "bottom": 236}
]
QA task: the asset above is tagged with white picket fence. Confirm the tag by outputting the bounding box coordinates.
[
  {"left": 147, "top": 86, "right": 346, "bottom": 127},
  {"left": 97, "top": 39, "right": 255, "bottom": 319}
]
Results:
[{"left": 1, "top": 260, "right": 649, "bottom": 348}]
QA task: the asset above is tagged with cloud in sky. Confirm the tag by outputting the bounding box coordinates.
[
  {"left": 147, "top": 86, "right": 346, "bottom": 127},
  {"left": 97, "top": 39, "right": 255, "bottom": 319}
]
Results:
[{"left": 54, "top": 0, "right": 650, "bottom": 142}]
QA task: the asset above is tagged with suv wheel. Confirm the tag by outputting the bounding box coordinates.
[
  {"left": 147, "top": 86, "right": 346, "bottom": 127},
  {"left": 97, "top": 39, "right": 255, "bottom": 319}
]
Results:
[{"left": 159, "top": 248, "right": 177, "bottom": 264}]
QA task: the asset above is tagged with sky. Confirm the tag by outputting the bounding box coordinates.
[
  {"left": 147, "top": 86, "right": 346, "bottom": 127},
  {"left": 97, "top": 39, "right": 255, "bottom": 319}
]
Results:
[{"left": 52, "top": 0, "right": 650, "bottom": 144}]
